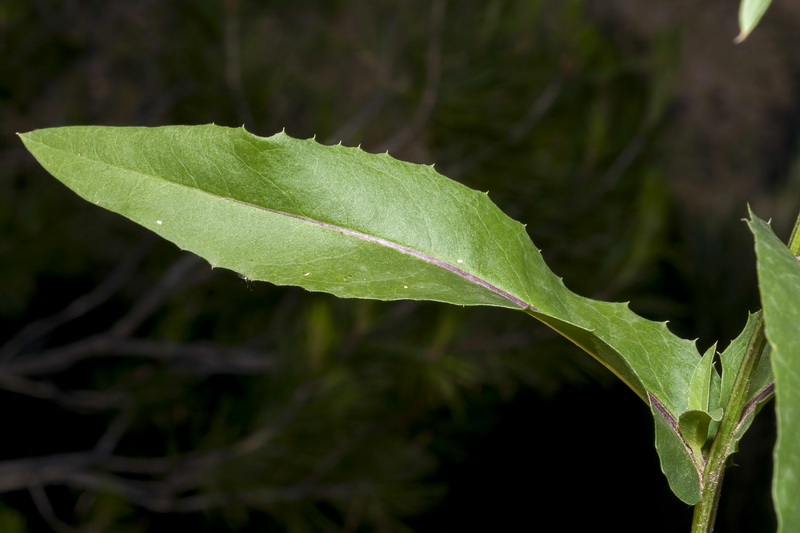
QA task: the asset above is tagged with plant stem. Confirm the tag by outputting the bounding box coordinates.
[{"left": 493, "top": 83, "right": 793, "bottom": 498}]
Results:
[
  {"left": 690, "top": 318, "right": 767, "bottom": 532},
  {"left": 692, "top": 209, "right": 800, "bottom": 532}
]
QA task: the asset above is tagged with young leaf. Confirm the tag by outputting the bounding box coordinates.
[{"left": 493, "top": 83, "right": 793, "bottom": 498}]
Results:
[
  {"left": 719, "top": 311, "right": 773, "bottom": 450},
  {"left": 687, "top": 344, "right": 718, "bottom": 413},
  {"left": 678, "top": 346, "right": 722, "bottom": 459},
  {"left": 19, "top": 125, "right": 704, "bottom": 502},
  {"left": 748, "top": 212, "right": 800, "bottom": 532},
  {"left": 736, "top": 0, "right": 773, "bottom": 43}
]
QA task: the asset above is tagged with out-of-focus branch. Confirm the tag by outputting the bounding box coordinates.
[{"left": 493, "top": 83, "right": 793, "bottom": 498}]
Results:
[
  {"left": 0, "top": 239, "right": 153, "bottom": 366},
  {"left": 4, "top": 336, "right": 276, "bottom": 376},
  {"left": 111, "top": 253, "right": 209, "bottom": 338},
  {"left": 324, "top": 18, "right": 399, "bottom": 146},
  {"left": 0, "top": 246, "right": 214, "bottom": 397},
  {"left": 377, "top": 0, "right": 447, "bottom": 154},
  {"left": 0, "top": 250, "right": 270, "bottom": 414},
  {"left": 0, "top": 453, "right": 95, "bottom": 492},
  {"left": 0, "top": 373, "right": 127, "bottom": 410},
  {"left": 595, "top": 135, "right": 647, "bottom": 194},
  {"left": 30, "top": 485, "right": 81, "bottom": 533},
  {"left": 1, "top": 385, "right": 317, "bottom": 517},
  {"left": 0, "top": 385, "right": 313, "bottom": 489},
  {"left": 65, "top": 470, "right": 370, "bottom": 513},
  {"left": 93, "top": 408, "right": 136, "bottom": 457},
  {"left": 224, "top": 0, "right": 255, "bottom": 127},
  {"left": 447, "top": 79, "right": 563, "bottom": 178},
  {"left": 324, "top": 94, "right": 387, "bottom": 146}
]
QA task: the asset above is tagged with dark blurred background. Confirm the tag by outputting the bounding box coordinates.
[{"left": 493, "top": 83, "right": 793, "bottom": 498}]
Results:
[{"left": 2, "top": 1, "right": 799, "bottom": 531}]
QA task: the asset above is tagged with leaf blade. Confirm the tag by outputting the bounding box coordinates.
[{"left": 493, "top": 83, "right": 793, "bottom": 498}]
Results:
[
  {"left": 748, "top": 212, "right": 800, "bottom": 532},
  {"left": 20, "top": 125, "right": 531, "bottom": 308},
  {"left": 20, "top": 124, "right": 704, "bottom": 502}
]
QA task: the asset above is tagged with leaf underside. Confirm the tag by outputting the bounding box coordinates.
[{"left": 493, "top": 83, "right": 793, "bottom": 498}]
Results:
[
  {"left": 20, "top": 124, "right": 705, "bottom": 502},
  {"left": 749, "top": 212, "right": 800, "bottom": 532}
]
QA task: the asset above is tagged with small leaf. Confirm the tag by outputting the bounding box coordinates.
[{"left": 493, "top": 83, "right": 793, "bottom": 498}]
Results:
[
  {"left": 688, "top": 344, "right": 718, "bottom": 412},
  {"left": 720, "top": 312, "right": 761, "bottom": 405},
  {"left": 719, "top": 311, "right": 773, "bottom": 450},
  {"left": 678, "top": 346, "right": 723, "bottom": 459},
  {"left": 748, "top": 211, "right": 800, "bottom": 532},
  {"left": 736, "top": 0, "right": 773, "bottom": 43},
  {"left": 679, "top": 410, "right": 713, "bottom": 453}
]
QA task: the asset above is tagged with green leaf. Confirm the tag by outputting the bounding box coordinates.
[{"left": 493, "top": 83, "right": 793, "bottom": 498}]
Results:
[
  {"left": 688, "top": 344, "right": 718, "bottom": 412},
  {"left": 678, "top": 411, "right": 714, "bottom": 455},
  {"left": 678, "top": 346, "right": 723, "bottom": 458},
  {"left": 19, "top": 124, "right": 704, "bottom": 502},
  {"left": 736, "top": 0, "right": 773, "bottom": 43},
  {"left": 748, "top": 212, "right": 800, "bottom": 532},
  {"left": 651, "top": 401, "right": 703, "bottom": 504},
  {"left": 718, "top": 311, "right": 773, "bottom": 450}
]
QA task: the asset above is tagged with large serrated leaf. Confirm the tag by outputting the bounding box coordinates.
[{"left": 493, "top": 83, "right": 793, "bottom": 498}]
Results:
[
  {"left": 748, "top": 212, "right": 800, "bottom": 532},
  {"left": 19, "top": 124, "right": 703, "bottom": 502}
]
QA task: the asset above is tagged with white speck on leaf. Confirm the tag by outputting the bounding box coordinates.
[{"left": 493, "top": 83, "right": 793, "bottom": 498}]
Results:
[
  {"left": 403, "top": 285, "right": 409, "bottom": 289},
  {"left": 156, "top": 220, "right": 163, "bottom": 225},
  {"left": 304, "top": 272, "right": 310, "bottom": 276},
  {"left": 456, "top": 259, "right": 463, "bottom": 263}
]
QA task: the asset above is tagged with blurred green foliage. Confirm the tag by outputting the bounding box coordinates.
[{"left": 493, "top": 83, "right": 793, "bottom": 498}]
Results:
[{"left": 0, "top": 0, "right": 775, "bottom": 531}]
